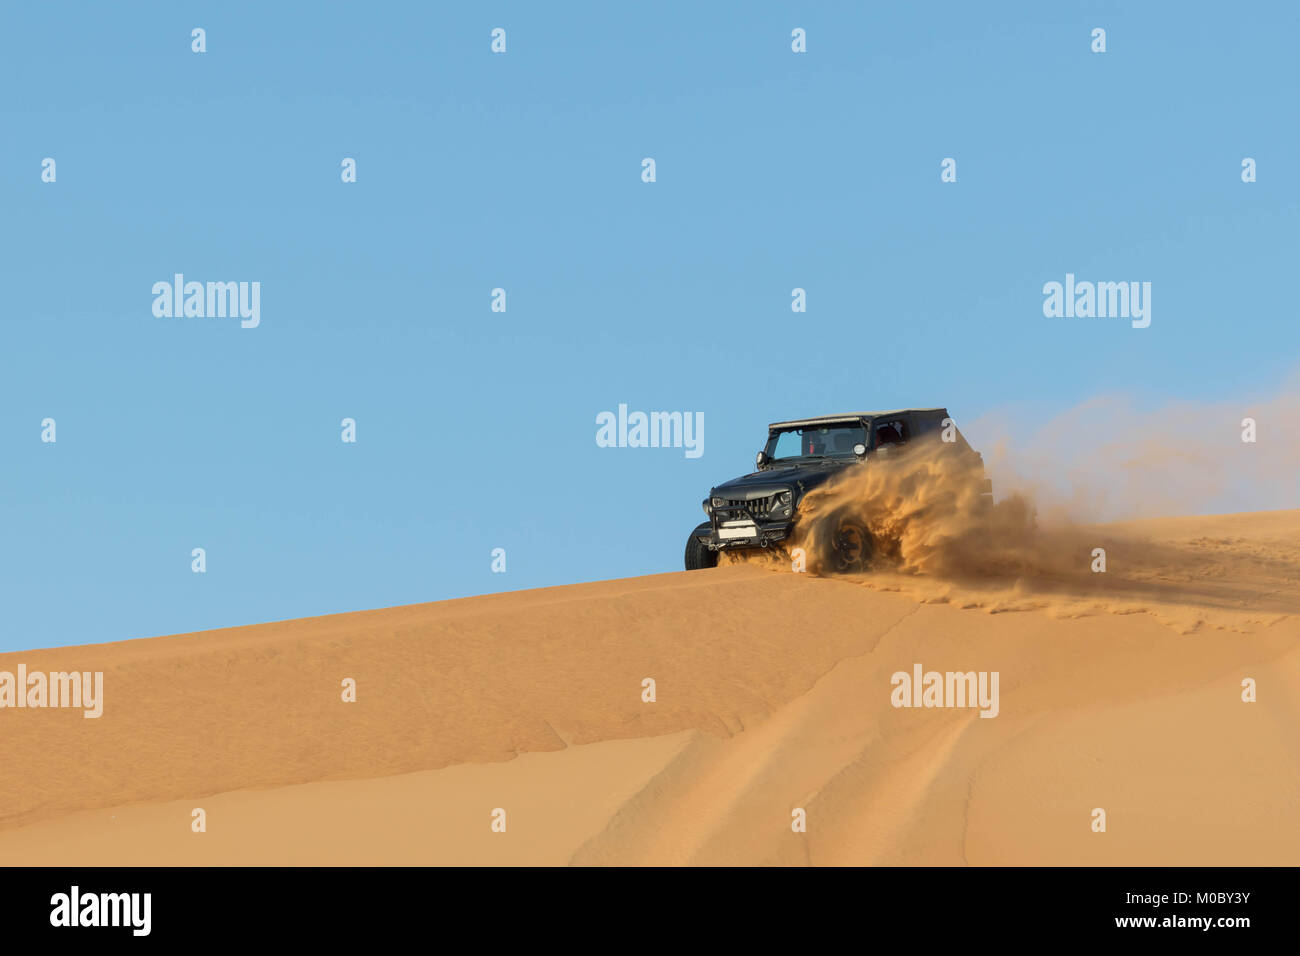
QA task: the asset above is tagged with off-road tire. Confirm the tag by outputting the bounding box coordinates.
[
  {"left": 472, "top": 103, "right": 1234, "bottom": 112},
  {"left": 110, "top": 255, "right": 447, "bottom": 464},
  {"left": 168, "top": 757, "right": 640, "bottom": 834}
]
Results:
[
  {"left": 684, "top": 527, "right": 719, "bottom": 570},
  {"left": 818, "top": 511, "right": 874, "bottom": 573}
]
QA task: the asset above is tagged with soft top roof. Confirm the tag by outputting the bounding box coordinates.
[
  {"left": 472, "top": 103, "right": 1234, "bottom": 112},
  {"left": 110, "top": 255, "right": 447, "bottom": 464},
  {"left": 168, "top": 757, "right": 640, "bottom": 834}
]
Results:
[{"left": 768, "top": 409, "right": 946, "bottom": 430}]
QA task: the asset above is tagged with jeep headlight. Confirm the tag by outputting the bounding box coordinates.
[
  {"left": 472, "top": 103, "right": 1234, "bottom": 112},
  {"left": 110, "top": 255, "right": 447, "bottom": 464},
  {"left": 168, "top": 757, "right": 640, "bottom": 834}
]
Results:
[
  {"left": 770, "top": 491, "right": 793, "bottom": 519},
  {"left": 702, "top": 498, "right": 712, "bottom": 516}
]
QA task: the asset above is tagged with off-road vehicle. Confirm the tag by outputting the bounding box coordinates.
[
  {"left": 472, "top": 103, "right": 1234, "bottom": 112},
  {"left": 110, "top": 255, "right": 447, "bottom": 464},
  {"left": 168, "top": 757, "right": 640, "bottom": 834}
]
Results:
[{"left": 684, "top": 408, "right": 991, "bottom": 572}]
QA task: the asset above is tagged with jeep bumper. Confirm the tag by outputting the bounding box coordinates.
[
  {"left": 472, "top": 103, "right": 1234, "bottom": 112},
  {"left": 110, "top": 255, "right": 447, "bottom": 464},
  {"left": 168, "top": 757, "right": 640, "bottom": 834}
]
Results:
[{"left": 701, "top": 503, "right": 794, "bottom": 551}]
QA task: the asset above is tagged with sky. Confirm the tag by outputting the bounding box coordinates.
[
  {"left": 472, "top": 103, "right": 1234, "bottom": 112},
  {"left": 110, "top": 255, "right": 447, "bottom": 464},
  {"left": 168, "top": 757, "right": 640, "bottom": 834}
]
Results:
[{"left": 2, "top": 1, "right": 1298, "bottom": 652}]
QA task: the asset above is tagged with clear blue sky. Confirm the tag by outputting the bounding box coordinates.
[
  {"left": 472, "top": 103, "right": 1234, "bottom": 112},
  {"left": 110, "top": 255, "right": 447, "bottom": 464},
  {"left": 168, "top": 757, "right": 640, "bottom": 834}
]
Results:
[{"left": 3, "top": 1, "right": 1297, "bottom": 651}]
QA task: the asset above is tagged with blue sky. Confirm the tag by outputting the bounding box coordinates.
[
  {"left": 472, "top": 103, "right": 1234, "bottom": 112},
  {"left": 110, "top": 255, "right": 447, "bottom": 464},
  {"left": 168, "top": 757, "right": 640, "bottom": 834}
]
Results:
[{"left": 3, "top": 1, "right": 1297, "bottom": 651}]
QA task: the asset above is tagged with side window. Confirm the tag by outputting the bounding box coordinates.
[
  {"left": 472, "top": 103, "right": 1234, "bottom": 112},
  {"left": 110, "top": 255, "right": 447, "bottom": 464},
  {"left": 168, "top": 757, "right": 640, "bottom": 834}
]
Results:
[
  {"left": 771, "top": 430, "right": 804, "bottom": 459},
  {"left": 874, "top": 419, "right": 909, "bottom": 447},
  {"left": 913, "top": 414, "right": 939, "bottom": 439}
]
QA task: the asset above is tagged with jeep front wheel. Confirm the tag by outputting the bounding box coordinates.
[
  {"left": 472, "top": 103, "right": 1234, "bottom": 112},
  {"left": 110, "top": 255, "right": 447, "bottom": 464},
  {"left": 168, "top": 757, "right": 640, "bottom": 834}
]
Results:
[
  {"left": 819, "top": 513, "right": 873, "bottom": 573},
  {"left": 684, "top": 526, "right": 719, "bottom": 570}
]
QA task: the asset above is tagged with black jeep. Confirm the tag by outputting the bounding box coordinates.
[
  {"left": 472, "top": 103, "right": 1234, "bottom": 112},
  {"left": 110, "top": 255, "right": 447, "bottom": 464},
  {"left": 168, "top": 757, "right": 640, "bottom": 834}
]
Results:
[{"left": 684, "top": 408, "right": 991, "bottom": 572}]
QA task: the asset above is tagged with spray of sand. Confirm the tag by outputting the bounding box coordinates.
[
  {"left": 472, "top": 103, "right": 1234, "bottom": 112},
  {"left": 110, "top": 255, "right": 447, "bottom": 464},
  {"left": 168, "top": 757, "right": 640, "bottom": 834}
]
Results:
[
  {"left": 718, "top": 438, "right": 1050, "bottom": 580},
  {"left": 792, "top": 439, "right": 1037, "bottom": 577},
  {"left": 968, "top": 387, "right": 1300, "bottom": 522},
  {"left": 719, "top": 388, "right": 1300, "bottom": 624}
]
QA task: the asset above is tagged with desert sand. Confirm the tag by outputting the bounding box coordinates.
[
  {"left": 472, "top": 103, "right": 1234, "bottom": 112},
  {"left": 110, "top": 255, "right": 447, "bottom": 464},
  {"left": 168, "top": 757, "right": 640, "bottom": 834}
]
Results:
[{"left": 1, "top": 509, "right": 1298, "bottom": 866}]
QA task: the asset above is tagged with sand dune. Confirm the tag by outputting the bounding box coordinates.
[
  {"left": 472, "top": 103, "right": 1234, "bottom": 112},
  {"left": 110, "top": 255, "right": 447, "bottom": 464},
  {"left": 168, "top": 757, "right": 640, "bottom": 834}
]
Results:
[{"left": 2, "top": 509, "right": 1298, "bottom": 865}]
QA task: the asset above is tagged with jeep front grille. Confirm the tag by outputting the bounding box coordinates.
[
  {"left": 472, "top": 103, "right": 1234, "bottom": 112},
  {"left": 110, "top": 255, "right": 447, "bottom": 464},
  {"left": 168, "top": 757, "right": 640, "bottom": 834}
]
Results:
[{"left": 724, "top": 495, "right": 778, "bottom": 519}]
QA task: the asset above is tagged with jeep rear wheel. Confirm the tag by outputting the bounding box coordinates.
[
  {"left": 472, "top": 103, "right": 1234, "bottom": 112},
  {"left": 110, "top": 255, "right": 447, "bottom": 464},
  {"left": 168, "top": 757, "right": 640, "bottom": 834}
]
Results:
[{"left": 684, "top": 527, "right": 719, "bottom": 570}]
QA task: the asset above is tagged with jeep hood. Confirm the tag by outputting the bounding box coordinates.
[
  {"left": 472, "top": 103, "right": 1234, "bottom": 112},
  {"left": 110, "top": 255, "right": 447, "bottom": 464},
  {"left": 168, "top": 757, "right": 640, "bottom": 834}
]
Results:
[{"left": 711, "top": 461, "right": 848, "bottom": 499}]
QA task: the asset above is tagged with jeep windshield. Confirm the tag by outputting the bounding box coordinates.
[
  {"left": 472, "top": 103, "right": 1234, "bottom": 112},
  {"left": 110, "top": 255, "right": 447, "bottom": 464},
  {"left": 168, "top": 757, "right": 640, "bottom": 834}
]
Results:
[{"left": 765, "top": 423, "right": 867, "bottom": 461}]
